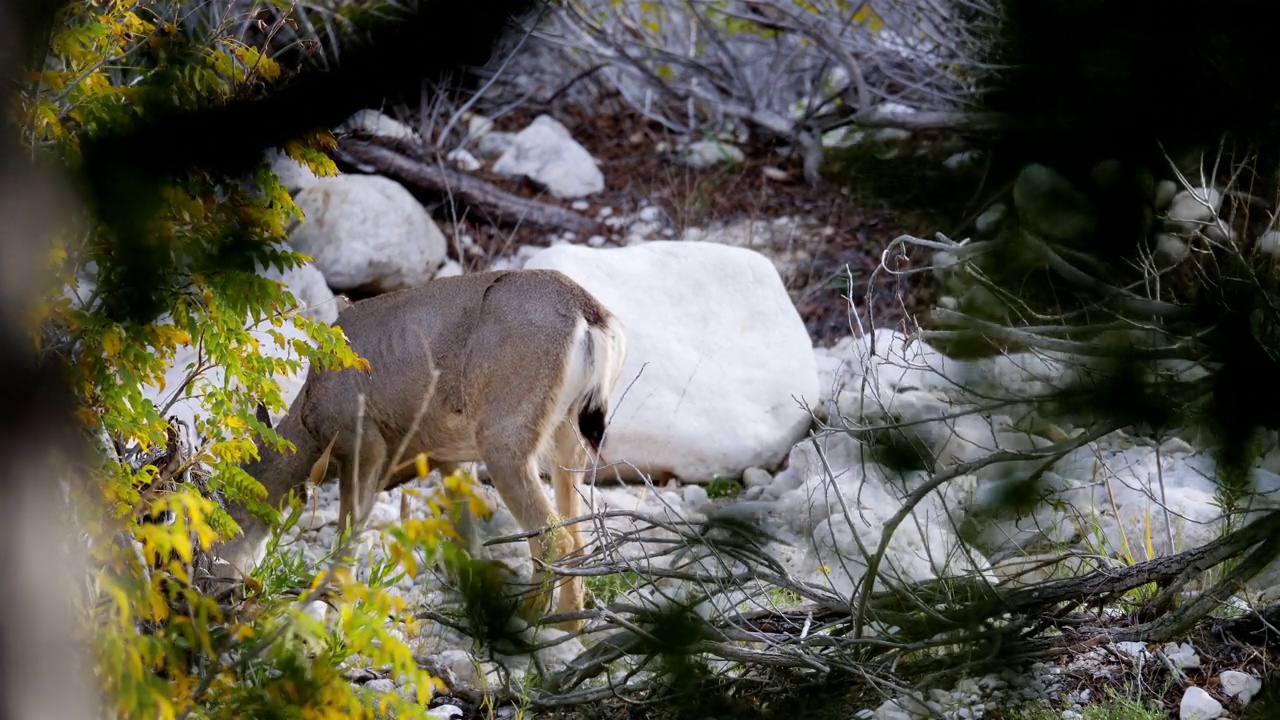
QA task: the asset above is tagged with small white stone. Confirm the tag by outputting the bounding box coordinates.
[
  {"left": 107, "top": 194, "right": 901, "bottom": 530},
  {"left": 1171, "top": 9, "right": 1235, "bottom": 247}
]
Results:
[
  {"left": 1258, "top": 230, "right": 1280, "bottom": 257},
  {"left": 762, "top": 166, "right": 791, "bottom": 181},
  {"left": 363, "top": 678, "right": 396, "bottom": 694},
  {"left": 1154, "top": 179, "right": 1178, "bottom": 210},
  {"left": 1219, "top": 670, "right": 1262, "bottom": 705},
  {"left": 1162, "top": 641, "right": 1202, "bottom": 669},
  {"left": 871, "top": 699, "right": 913, "bottom": 720},
  {"left": 427, "top": 705, "right": 464, "bottom": 720},
  {"left": 491, "top": 114, "right": 604, "bottom": 199},
  {"left": 446, "top": 148, "right": 481, "bottom": 172},
  {"left": 1154, "top": 233, "right": 1189, "bottom": 268},
  {"left": 742, "top": 467, "right": 772, "bottom": 488},
  {"left": 302, "top": 600, "right": 330, "bottom": 622},
  {"left": 434, "top": 260, "right": 463, "bottom": 279},
  {"left": 1115, "top": 641, "right": 1148, "bottom": 657},
  {"left": 466, "top": 112, "right": 494, "bottom": 138},
  {"left": 587, "top": 235, "right": 606, "bottom": 247},
  {"left": 364, "top": 501, "right": 401, "bottom": 530},
  {"left": 434, "top": 649, "right": 482, "bottom": 686},
  {"left": 682, "top": 485, "right": 709, "bottom": 510},
  {"left": 975, "top": 204, "right": 1007, "bottom": 236},
  {"left": 571, "top": 200, "right": 590, "bottom": 211},
  {"left": 680, "top": 140, "right": 745, "bottom": 168},
  {"left": 296, "top": 507, "right": 338, "bottom": 531},
  {"left": 1165, "top": 187, "right": 1222, "bottom": 237},
  {"left": 944, "top": 150, "right": 981, "bottom": 170},
  {"left": 1179, "top": 686, "right": 1223, "bottom": 720}
]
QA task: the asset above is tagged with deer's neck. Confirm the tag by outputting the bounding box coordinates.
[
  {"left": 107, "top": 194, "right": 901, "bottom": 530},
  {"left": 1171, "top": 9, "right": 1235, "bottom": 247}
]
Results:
[{"left": 228, "top": 410, "right": 322, "bottom": 541}]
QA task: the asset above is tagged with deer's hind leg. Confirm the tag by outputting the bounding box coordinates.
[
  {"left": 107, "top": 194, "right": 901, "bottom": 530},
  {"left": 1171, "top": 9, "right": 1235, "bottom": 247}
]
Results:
[
  {"left": 476, "top": 399, "right": 568, "bottom": 624},
  {"left": 550, "top": 420, "right": 590, "bottom": 629}
]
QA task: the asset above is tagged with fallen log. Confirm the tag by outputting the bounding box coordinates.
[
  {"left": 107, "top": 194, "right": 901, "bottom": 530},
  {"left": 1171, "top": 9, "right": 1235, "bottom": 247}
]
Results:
[{"left": 336, "top": 138, "right": 602, "bottom": 236}]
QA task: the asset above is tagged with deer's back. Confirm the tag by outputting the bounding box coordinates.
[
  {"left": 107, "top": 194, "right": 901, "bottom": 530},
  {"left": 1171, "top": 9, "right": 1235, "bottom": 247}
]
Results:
[{"left": 296, "top": 270, "right": 610, "bottom": 465}]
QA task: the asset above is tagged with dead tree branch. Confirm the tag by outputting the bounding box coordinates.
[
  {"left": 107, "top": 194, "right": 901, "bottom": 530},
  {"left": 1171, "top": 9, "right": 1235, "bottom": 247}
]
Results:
[{"left": 336, "top": 138, "right": 601, "bottom": 235}]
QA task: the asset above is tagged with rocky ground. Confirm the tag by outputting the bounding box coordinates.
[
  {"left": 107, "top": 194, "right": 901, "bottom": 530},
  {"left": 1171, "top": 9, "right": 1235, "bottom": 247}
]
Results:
[{"left": 149, "top": 103, "right": 1279, "bottom": 719}]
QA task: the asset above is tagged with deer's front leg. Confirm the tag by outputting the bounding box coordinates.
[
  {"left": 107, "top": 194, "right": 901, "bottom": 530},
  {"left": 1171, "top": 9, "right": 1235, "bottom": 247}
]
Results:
[
  {"left": 337, "top": 432, "right": 388, "bottom": 543},
  {"left": 433, "top": 461, "right": 488, "bottom": 560}
]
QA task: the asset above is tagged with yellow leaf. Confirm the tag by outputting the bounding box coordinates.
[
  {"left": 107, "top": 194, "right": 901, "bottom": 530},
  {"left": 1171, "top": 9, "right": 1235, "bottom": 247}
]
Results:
[
  {"left": 415, "top": 453, "right": 429, "bottom": 479},
  {"left": 102, "top": 326, "right": 122, "bottom": 357},
  {"left": 156, "top": 326, "right": 192, "bottom": 346},
  {"left": 1144, "top": 504, "right": 1155, "bottom": 561},
  {"left": 172, "top": 531, "right": 193, "bottom": 563},
  {"left": 148, "top": 585, "right": 170, "bottom": 622},
  {"left": 853, "top": 6, "right": 885, "bottom": 34}
]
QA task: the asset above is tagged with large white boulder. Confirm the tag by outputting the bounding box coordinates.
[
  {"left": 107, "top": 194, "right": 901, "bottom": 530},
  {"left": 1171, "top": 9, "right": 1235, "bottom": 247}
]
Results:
[
  {"left": 524, "top": 241, "right": 819, "bottom": 481},
  {"left": 289, "top": 174, "right": 447, "bottom": 294},
  {"left": 491, "top": 114, "right": 604, "bottom": 199},
  {"left": 266, "top": 148, "right": 322, "bottom": 193}
]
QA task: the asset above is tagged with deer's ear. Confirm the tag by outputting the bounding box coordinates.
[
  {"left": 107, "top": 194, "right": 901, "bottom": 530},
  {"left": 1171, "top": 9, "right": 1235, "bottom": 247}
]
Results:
[{"left": 255, "top": 402, "right": 272, "bottom": 430}]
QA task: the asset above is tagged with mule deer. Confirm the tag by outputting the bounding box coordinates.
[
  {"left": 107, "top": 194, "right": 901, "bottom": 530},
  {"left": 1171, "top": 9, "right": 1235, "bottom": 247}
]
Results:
[{"left": 214, "top": 269, "right": 627, "bottom": 628}]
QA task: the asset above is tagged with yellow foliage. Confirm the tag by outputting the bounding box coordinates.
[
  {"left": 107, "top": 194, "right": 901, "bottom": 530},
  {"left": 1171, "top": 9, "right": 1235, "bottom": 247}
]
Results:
[
  {"left": 102, "top": 325, "right": 123, "bottom": 357},
  {"left": 21, "top": 3, "right": 475, "bottom": 718},
  {"left": 852, "top": 4, "right": 885, "bottom": 34}
]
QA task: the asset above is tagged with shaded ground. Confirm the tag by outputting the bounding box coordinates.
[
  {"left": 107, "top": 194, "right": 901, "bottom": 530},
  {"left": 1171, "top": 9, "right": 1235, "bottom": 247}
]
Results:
[
  {"left": 529, "top": 620, "right": 1276, "bottom": 720},
  {"left": 429, "top": 103, "right": 992, "bottom": 346}
]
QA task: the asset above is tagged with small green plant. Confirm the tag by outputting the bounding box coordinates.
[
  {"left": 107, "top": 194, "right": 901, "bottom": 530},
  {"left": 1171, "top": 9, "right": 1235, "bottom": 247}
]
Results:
[
  {"left": 765, "top": 585, "right": 803, "bottom": 609},
  {"left": 1081, "top": 689, "right": 1165, "bottom": 720},
  {"left": 585, "top": 570, "right": 642, "bottom": 607},
  {"left": 706, "top": 475, "right": 744, "bottom": 499},
  {"left": 1007, "top": 687, "right": 1164, "bottom": 720}
]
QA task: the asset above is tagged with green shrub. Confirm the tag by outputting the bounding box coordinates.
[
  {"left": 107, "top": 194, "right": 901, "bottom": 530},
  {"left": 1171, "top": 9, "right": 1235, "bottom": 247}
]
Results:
[{"left": 19, "top": 2, "right": 475, "bottom": 717}]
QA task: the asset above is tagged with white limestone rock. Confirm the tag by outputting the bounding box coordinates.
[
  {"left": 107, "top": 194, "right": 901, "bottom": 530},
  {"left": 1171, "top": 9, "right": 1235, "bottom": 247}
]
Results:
[
  {"left": 492, "top": 114, "right": 604, "bottom": 199},
  {"left": 290, "top": 174, "right": 448, "bottom": 293},
  {"left": 524, "top": 241, "right": 818, "bottom": 481}
]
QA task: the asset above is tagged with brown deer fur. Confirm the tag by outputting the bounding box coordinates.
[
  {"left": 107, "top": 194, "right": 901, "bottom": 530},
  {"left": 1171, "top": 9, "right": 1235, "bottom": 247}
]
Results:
[{"left": 215, "top": 269, "right": 627, "bottom": 629}]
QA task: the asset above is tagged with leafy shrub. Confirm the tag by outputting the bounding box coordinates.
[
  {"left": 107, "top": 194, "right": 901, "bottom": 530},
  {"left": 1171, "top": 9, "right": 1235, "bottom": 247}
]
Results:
[{"left": 18, "top": 1, "right": 472, "bottom": 717}]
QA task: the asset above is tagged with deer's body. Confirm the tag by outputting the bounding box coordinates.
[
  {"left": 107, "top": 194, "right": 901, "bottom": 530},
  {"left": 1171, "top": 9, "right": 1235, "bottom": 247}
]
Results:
[{"left": 217, "top": 269, "right": 627, "bottom": 627}]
